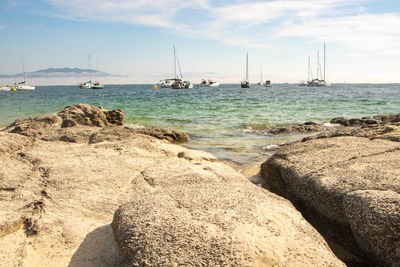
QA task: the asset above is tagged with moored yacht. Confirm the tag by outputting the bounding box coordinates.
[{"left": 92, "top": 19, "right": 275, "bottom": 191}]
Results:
[
  {"left": 171, "top": 79, "right": 193, "bottom": 89},
  {"left": 158, "top": 78, "right": 180, "bottom": 88},
  {"left": 14, "top": 80, "right": 35, "bottom": 90},
  {"left": 197, "top": 79, "right": 220, "bottom": 87},
  {"left": 240, "top": 53, "right": 250, "bottom": 88},
  {"left": 300, "top": 43, "right": 331, "bottom": 87},
  {"left": 14, "top": 53, "right": 35, "bottom": 90},
  {"left": 91, "top": 81, "right": 104, "bottom": 89},
  {"left": 0, "top": 86, "right": 11, "bottom": 91},
  {"left": 160, "top": 46, "right": 192, "bottom": 90}
]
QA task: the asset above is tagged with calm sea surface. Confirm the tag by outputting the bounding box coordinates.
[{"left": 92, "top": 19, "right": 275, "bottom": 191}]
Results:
[{"left": 1, "top": 83, "right": 399, "bottom": 166}]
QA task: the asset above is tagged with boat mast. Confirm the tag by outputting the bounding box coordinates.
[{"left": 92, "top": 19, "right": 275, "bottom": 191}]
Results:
[
  {"left": 307, "top": 56, "right": 310, "bottom": 82},
  {"left": 88, "top": 55, "right": 92, "bottom": 82},
  {"left": 174, "top": 46, "right": 183, "bottom": 80},
  {"left": 317, "top": 51, "right": 321, "bottom": 80},
  {"left": 260, "top": 67, "right": 263, "bottom": 83},
  {"left": 173, "top": 46, "right": 177, "bottom": 79},
  {"left": 324, "top": 42, "right": 326, "bottom": 82},
  {"left": 21, "top": 53, "right": 26, "bottom": 82},
  {"left": 246, "top": 53, "right": 248, "bottom": 81}
]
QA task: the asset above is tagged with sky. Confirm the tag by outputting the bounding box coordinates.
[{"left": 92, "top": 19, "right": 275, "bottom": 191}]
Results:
[{"left": 1, "top": 0, "right": 400, "bottom": 84}]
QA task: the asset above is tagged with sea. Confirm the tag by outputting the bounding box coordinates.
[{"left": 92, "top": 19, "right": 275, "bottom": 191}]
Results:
[{"left": 1, "top": 83, "right": 399, "bottom": 168}]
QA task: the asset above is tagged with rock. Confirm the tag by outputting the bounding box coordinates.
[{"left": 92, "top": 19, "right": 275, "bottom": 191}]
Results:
[
  {"left": 2, "top": 104, "right": 190, "bottom": 145},
  {"left": 112, "top": 181, "right": 344, "bottom": 266},
  {"left": 3, "top": 104, "right": 123, "bottom": 138},
  {"left": 331, "top": 114, "right": 400, "bottom": 127},
  {"left": 344, "top": 190, "right": 400, "bottom": 266},
  {"left": 58, "top": 103, "right": 123, "bottom": 127},
  {"left": 304, "top": 124, "right": 400, "bottom": 143},
  {"left": 261, "top": 136, "right": 400, "bottom": 265},
  {"left": 134, "top": 126, "right": 190, "bottom": 143},
  {"left": 257, "top": 123, "right": 327, "bottom": 135}
]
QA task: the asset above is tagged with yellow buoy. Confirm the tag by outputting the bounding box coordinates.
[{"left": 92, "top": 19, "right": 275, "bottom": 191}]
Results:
[
  {"left": 153, "top": 85, "right": 158, "bottom": 90},
  {"left": 12, "top": 88, "right": 17, "bottom": 91}
]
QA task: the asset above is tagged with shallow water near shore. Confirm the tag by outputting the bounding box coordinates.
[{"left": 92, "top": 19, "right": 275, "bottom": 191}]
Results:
[{"left": 1, "top": 83, "right": 399, "bottom": 166}]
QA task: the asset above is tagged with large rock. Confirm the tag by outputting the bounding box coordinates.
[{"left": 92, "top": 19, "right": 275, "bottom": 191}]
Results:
[
  {"left": 4, "top": 103, "right": 123, "bottom": 138},
  {"left": 0, "top": 106, "right": 343, "bottom": 266},
  {"left": 3, "top": 104, "right": 189, "bottom": 144},
  {"left": 261, "top": 136, "right": 400, "bottom": 265},
  {"left": 113, "top": 182, "right": 343, "bottom": 266}
]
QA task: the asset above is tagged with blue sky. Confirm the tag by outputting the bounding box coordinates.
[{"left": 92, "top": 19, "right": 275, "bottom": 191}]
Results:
[{"left": 1, "top": 0, "right": 400, "bottom": 83}]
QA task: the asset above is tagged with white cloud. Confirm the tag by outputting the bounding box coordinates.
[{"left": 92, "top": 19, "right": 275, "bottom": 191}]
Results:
[
  {"left": 41, "top": 0, "right": 400, "bottom": 56},
  {"left": 0, "top": 25, "right": 5, "bottom": 29},
  {"left": 275, "top": 13, "right": 400, "bottom": 56}
]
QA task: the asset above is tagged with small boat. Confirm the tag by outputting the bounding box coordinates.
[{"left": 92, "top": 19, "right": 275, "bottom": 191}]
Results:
[
  {"left": 91, "top": 61, "right": 104, "bottom": 89},
  {"left": 91, "top": 81, "right": 104, "bottom": 89},
  {"left": 158, "top": 78, "right": 181, "bottom": 88},
  {"left": 79, "top": 81, "right": 92, "bottom": 88},
  {"left": 14, "top": 53, "right": 35, "bottom": 90},
  {"left": 79, "top": 55, "right": 92, "bottom": 88},
  {"left": 257, "top": 68, "right": 263, "bottom": 85},
  {"left": 0, "top": 86, "right": 11, "bottom": 91},
  {"left": 14, "top": 80, "right": 35, "bottom": 90},
  {"left": 265, "top": 80, "right": 272, "bottom": 87},
  {"left": 197, "top": 79, "right": 220, "bottom": 87},
  {"left": 240, "top": 53, "right": 250, "bottom": 88},
  {"left": 171, "top": 79, "right": 193, "bottom": 89}
]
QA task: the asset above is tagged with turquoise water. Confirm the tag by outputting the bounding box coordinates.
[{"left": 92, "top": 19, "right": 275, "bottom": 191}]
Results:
[{"left": 1, "top": 83, "right": 399, "bottom": 165}]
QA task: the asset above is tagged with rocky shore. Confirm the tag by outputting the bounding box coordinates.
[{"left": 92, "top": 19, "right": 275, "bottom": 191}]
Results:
[
  {"left": 1, "top": 104, "right": 398, "bottom": 266},
  {"left": 261, "top": 114, "right": 400, "bottom": 266}
]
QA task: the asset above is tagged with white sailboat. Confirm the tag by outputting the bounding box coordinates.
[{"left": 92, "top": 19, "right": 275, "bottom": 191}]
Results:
[
  {"left": 79, "top": 55, "right": 92, "bottom": 88},
  {"left": 158, "top": 46, "right": 192, "bottom": 89},
  {"left": 240, "top": 53, "right": 250, "bottom": 88},
  {"left": 169, "top": 46, "right": 192, "bottom": 89},
  {"left": 15, "top": 53, "right": 35, "bottom": 90},
  {"left": 300, "top": 43, "right": 331, "bottom": 87},
  {"left": 257, "top": 68, "right": 263, "bottom": 85},
  {"left": 91, "top": 61, "right": 104, "bottom": 89}
]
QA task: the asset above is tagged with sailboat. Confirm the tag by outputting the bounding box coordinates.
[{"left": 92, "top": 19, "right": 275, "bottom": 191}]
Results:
[
  {"left": 169, "top": 46, "right": 192, "bottom": 89},
  {"left": 240, "top": 53, "right": 250, "bottom": 88},
  {"left": 14, "top": 53, "right": 35, "bottom": 90},
  {"left": 300, "top": 43, "right": 331, "bottom": 87},
  {"left": 91, "top": 61, "right": 104, "bottom": 89},
  {"left": 257, "top": 68, "right": 263, "bottom": 85},
  {"left": 79, "top": 55, "right": 93, "bottom": 88}
]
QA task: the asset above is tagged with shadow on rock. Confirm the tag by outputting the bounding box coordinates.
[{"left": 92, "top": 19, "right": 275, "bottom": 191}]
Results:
[{"left": 68, "top": 224, "right": 124, "bottom": 267}]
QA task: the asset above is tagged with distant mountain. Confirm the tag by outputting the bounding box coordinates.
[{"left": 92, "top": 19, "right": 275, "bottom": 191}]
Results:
[{"left": 0, "top": 67, "right": 126, "bottom": 78}]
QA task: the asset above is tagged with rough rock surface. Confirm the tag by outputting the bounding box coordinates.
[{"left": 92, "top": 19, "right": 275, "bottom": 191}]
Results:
[
  {"left": 344, "top": 190, "right": 400, "bottom": 267},
  {"left": 255, "top": 121, "right": 329, "bottom": 135},
  {"left": 0, "top": 104, "right": 343, "bottom": 266},
  {"left": 113, "top": 182, "right": 343, "bottom": 267},
  {"left": 261, "top": 136, "right": 400, "bottom": 266}
]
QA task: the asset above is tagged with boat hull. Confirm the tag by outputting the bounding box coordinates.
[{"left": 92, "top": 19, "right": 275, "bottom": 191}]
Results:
[
  {"left": 16, "top": 85, "right": 35, "bottom": 90},
  {"left": 241, "top": 81, "right": 250, "bottom": 88},
  {"left": 0, "top": 86, "right": 11, "bottom": 91}
]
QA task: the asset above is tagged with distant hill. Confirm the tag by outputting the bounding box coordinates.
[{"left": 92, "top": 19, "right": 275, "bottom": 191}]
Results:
[{"left": 0, "top": 67, "right": 126, "bottom": 78}]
